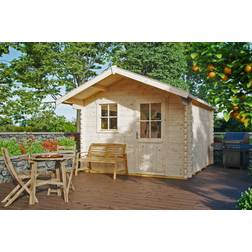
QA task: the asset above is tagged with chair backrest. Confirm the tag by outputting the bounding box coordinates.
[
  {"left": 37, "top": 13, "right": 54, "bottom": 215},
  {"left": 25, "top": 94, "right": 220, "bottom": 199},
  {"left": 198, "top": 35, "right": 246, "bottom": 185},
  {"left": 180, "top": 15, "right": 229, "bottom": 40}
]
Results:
[
  {"left": 88, "top": 143, "right": 126, "bottom": 158},
  {"left": 1, "top": 148, "right": 23, "bottom": 184},
  {"left": 57, "top": 145, "right": 78, "bottom": 170}
]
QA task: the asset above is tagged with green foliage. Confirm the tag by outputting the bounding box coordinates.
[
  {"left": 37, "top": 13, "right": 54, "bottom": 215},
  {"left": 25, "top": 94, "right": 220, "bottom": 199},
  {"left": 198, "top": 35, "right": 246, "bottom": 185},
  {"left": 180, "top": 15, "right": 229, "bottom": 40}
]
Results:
[
  {"left": 112, "top": 42, "right": 189, "bottom": 90},
  {"left": 24, "top": 111, "right": 76, "bottom": 132},
  {"left": 21, "top": 139, "right": 44, "bottom": 155},
  {"left": 0, "top": 136, "right": 77, "bottom": 157},
  {"left": 58, "top": 137, "right": 76, "bottom": 147},
  {"left": 0, "top": 111, "right": 76, "bottom": 132},
  {"left": 189, "top": 42, "right": 252, "bottom": 128},
  {"left": 56, "top": 42, "right": 110, "bottom": 91},
  {"left": 214, "top": 116, "right": 252, "bottom": 132},
  {"left": 1, "top": 43, "right": 61, "bottom": 124},
  {"left": 248, "top": 164, "right": 252, "bottom": 176},
  {"left": 237, "top": 187, "right": 252, "bottom": 210},
  {"left": 0, "top": 125, "right": 33, "bottom": 132},
  {"left": 0, "top": 43, "right": 10, "bottom": 56},
  {"left": 0, "top": 42, "right": 111, "bottom": 127},
  {"left": 0, "top": 138, "right": 22, "bottom": 156}
]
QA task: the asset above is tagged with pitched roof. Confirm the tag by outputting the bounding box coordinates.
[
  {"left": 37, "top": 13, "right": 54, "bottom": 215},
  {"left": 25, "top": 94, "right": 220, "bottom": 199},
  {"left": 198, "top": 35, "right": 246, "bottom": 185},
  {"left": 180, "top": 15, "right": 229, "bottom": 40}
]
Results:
[{"left": 57, "top": 66, "right": 213, "bottom": 110}]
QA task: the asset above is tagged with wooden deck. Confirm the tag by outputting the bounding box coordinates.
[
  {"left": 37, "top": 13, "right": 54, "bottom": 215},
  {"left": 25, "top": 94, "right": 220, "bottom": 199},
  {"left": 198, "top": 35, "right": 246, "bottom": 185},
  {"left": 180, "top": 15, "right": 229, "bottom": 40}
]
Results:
[{"left": 0, "top": 165, "right": 251, "bottom": 210}]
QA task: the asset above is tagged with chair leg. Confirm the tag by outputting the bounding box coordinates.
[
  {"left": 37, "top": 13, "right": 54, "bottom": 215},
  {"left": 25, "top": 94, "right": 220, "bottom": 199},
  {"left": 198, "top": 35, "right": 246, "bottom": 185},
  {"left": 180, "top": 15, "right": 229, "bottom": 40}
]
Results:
[
  {"left": 1, "top": 184, "right": 20, "bottom": 203},
  {"left": 66, "top": 170, "right": 74, "bottom": 196},
  {"left": 74, "top": 167, "right": 78, "bottom": 176},
  {"left": 4, "top": 179, "right": 31, "bottom": 207},
  {"left": 67, "top": 172, "right": 75, "bottom": 191},
  {"left": 71, "top": 182, "right": 75, "bottom": 191},
  {"left": 47, "top": 168, "right": 62, "bottom": 196},
  {"left": 60, "top": 162, "right": 68, "bottom": 203}
]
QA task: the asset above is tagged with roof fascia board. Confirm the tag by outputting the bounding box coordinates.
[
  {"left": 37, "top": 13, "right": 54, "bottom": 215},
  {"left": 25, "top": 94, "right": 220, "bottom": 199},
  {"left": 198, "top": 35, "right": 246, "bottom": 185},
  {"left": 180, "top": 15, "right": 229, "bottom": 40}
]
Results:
[{"left": 56, "top": 67, "right": 113, "bottom": 105}]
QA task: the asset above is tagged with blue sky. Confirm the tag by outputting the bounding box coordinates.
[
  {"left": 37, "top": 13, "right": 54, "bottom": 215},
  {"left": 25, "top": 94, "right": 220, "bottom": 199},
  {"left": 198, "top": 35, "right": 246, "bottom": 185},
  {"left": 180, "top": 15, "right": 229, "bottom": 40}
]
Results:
[{"left": 0, "top": 47, "right": 107, "bottom": 121}]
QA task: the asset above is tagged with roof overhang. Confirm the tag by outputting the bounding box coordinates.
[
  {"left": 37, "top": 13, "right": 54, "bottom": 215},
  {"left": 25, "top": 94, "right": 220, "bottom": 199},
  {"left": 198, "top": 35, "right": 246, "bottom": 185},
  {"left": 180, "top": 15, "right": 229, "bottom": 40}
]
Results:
[{"left": 57, "top": 66, "right": 214, "bottom": 111}]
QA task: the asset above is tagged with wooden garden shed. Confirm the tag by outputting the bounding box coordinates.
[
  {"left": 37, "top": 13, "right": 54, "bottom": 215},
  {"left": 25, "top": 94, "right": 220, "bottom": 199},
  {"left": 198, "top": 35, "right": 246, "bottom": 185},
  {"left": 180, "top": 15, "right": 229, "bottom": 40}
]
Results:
[{"left": 57, "top": 66, "right": 214, "bottom": 179}]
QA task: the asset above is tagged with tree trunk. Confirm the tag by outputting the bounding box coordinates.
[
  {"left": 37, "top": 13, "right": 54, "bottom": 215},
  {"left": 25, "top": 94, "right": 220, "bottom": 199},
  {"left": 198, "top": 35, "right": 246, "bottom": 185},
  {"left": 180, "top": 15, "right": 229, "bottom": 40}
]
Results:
[{"left": 76, "top": 109, "right": 81, "bottom": 132}]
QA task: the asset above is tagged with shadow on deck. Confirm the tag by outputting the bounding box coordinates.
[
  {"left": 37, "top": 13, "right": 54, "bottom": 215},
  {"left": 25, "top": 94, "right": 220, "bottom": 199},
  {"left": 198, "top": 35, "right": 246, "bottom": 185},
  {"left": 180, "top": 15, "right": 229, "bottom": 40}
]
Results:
[{"left": 0, "top": 165, "right": 251, "bottom": 210}]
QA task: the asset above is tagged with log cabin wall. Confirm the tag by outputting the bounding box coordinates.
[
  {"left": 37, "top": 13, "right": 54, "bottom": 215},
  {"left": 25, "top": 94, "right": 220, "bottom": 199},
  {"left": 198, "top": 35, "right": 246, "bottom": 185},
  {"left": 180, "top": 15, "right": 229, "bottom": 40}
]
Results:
[
  {"left": 80, "top": 78, "right": 187, "bottom": 178},
  {"left": 191, "top": 102, "right": 214, "bottom": 175}
]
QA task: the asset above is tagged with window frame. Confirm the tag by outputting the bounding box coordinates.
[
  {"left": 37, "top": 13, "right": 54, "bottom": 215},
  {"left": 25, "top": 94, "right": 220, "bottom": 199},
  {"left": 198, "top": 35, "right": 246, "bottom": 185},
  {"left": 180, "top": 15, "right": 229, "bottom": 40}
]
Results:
[
  {"left": 98, "top": 103, "right": 118, "bottom": 132},
  {"left": 138, "top": 102, "right": 163, "bottom": 142}
]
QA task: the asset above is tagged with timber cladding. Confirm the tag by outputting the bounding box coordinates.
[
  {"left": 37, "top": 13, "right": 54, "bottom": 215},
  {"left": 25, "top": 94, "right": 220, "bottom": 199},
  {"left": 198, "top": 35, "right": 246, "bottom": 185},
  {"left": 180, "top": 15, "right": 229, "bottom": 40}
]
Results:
[
  {"left": 79, "top": 78, "right": 213, "bottom": 179},
  {"left": 57, "top": 66, "right": 214, "bottom": 179}
]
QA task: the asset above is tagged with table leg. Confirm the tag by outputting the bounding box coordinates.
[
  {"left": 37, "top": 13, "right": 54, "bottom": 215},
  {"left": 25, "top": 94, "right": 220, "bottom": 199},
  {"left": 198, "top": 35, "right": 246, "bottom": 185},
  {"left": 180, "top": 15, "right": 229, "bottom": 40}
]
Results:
[
  {"left": 60, "top": 161, "right": 68, "bottom": 203},
  {"left": 29, "top": 162, "right": 37, "bottom": 205},
  {"left": 55, "top": 165, "right": 62, "bottom": 196}
]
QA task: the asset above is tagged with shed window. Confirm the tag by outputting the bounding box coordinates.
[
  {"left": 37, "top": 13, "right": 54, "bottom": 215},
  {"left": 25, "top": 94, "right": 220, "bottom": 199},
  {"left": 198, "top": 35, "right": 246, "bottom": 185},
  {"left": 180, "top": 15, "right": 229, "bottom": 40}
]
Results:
[
  {"left": 100, "top": 104, "right": 117, "bottom": 130},
  {"left": 140, "top": 103, "right": 161, "bottom": 138}
]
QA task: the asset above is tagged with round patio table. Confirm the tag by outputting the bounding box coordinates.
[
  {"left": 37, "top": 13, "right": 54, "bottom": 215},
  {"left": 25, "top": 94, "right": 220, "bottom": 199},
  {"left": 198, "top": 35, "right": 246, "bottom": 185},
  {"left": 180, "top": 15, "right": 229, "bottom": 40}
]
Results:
[{"left": 29, "top": 154, "right": 73, "bottom": 205}]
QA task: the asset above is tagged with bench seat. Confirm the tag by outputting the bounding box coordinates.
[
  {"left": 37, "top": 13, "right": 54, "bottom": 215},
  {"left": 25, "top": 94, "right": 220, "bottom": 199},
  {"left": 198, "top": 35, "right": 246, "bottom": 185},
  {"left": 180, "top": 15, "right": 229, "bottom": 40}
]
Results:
[{"left": 80, "top": 143, "right": 128, "bottom": 180}]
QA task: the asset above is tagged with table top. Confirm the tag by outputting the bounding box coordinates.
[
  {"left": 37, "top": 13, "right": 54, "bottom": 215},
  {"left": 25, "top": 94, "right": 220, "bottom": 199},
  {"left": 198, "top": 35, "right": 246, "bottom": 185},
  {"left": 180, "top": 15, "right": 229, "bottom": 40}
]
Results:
[{"left": 30, "top": 154, "right": 73, "bottom": 162}]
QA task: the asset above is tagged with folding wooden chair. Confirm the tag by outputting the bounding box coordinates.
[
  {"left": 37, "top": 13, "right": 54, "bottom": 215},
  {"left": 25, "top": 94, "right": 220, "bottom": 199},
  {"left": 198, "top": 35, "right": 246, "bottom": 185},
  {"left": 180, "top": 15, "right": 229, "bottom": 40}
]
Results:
[
  {"left": 1, "top": 148, "right": 37, "bottom": 207},
  {"left": 66, "top": 152, "right": 79, "bottom": 195}
]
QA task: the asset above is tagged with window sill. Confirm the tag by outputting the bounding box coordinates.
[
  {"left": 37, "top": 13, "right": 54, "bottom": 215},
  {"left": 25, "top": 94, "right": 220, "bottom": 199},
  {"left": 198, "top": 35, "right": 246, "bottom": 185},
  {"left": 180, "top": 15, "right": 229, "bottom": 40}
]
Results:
[
  {"left": 97, "top": 130, "right": 119, "bottom": 134},
  {"left": 137, "top": 139, "right": 163, "bottom": 143}
]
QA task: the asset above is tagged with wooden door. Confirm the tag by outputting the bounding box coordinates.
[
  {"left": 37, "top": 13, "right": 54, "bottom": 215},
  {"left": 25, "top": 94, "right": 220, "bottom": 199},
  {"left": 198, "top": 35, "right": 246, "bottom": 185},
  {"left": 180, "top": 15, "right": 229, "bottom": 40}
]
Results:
[{"left": 135, "top": 101, "right": 166, "bottom": 175}]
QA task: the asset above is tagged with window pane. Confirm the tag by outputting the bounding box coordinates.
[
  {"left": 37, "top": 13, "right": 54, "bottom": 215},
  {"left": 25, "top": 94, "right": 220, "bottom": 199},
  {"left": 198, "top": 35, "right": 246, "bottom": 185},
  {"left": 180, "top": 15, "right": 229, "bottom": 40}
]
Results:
[
  {"left": 140, "top": 121, "right": 149, "bottom": 138},
  {"left": 109, "top": 118, "right": 117, "bottom": 129},
  {"left": 109, "top": 104, "right": 117, "bottom": 116},
  {"left": 101, "top": 118, "right": 108, "bottom": 129},
  {"left": 151, "top": 103, "right": 161, "bottom": 120},
  {"left": 101, "top": 104, "right": 108, "bottom": 116},
  {"left": 151, "top": 121, "right": 161, "bottom": 138},
  {"left": 140, "top": 104, "right": 149, "bottom": 120}
]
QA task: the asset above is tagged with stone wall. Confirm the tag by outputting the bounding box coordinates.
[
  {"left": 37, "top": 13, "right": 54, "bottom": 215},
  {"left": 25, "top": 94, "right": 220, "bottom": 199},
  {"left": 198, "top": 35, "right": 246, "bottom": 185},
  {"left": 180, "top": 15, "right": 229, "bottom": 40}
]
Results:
[
  {"left": 0, "top": 154, "right": 72, "bottom": 183},
  {"left": 0, "top": 132, "right": 78, "bottom": 183}
]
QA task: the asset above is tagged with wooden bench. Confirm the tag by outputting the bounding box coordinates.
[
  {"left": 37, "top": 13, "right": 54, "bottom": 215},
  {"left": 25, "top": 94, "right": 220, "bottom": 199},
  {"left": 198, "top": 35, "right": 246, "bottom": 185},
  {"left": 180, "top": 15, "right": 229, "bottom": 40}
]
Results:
[{"left": 80, "top": 143, "right": 128, "bottom": 180}]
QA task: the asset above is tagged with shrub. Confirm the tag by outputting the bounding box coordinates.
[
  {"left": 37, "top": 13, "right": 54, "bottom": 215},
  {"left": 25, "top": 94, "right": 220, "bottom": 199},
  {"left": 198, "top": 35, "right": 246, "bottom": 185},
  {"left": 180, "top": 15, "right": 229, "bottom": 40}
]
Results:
[
  {"left": 0, "top": 138, "right": 22, "bottom": 157},
  {"left": 42, "top": 139, "right": 58, "bottom": 152},
  {"left": 58, "top": 137, "right": 76, "bottom": 147},
  {"left": 22, "top": 139, "right": 44, "bottom": 155},
  {"left": 237, "top": 188, "right": 252, "bottom": 210},
  {"left": 248, "top": 164, "right": 252, "bottom": 176},
  {"left": 0, "top": 136, "right": 76, "bottom": 157}
]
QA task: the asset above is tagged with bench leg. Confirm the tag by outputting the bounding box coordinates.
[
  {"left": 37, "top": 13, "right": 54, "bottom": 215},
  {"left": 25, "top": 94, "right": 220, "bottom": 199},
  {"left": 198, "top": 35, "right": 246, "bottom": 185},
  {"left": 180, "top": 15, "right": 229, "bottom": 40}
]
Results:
[
  {"left": 125, "top": 158, "right": 128, "bottom": 175},
  {"left": 113, "top": 163, "right": 117, "bottom": 180}
]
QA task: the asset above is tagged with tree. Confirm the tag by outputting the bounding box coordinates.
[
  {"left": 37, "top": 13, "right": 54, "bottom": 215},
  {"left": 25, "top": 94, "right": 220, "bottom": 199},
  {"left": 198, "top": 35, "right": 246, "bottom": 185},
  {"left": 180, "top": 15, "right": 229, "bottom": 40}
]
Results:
[
  {"left": 189, "top": 42, "right": 252, "bottom": 128},
  {"left": 0, "top": 43, "right": 10, "bottom": 56},
  {"left": 0, "top": 43, "right": 14, "bottom": 125},
  {"left": 24, "top": 111, "right": 76, "bottom": 132},
  {"left": 0, "top": 42, "right": 111, "bottom": 130},
  {"left": 1, "top": 43, "right": 61, "bottom": 125},
  {"left": 55, "top": 42, "right": 110, "bottom": 131},
  {"left": 0, "top": 111, "right": 76, "bottom": 132},
  {"left": 112, "top": 42, "right": 189, "bottom": 90}
]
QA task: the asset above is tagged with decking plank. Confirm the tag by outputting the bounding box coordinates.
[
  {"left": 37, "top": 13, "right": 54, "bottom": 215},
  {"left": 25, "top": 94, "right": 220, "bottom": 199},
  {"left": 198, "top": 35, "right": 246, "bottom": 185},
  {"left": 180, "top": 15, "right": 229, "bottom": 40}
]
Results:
[{"left": 0, "top": 165, "right": 251, "bottom": 210}]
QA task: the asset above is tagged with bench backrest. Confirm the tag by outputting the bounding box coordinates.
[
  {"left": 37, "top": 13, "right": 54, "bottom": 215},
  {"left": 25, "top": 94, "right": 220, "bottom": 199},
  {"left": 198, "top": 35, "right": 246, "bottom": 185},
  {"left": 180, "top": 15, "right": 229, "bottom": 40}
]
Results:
[{"left": 88, "top": 143, "right": 126, "bottom": 159}]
